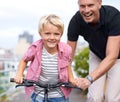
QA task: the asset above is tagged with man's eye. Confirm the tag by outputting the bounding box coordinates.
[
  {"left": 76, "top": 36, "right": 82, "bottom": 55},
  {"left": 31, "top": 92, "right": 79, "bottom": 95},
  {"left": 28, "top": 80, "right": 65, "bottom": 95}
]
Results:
[
  {"left": 80, "top": 5, "right": 85, "bottom": 8},
  {"left": 88, "top": 4, "right": 94, "bottom": 7}
]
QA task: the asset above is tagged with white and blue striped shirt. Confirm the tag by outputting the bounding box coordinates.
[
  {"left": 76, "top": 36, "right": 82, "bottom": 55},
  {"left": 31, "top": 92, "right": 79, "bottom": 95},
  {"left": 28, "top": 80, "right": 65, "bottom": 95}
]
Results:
[{"left": 34, "top": 47, "right": 63, "bottom": 98}]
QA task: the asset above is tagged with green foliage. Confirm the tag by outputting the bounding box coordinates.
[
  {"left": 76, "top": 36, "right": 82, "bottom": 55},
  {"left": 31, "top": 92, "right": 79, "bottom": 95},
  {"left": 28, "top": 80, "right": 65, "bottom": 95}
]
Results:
[
  {"left": 73, "top": 47, "right": 90, "bottom": 94},
  {"left": 73, "top": 47, "right": 89, "bottom": 78}
]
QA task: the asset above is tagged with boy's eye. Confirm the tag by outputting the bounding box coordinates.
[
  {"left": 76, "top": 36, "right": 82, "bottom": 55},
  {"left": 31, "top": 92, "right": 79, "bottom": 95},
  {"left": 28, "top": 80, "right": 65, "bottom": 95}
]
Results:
[
  {"left": 55, "top": 33, "right": 60, "bottom": 36},
  {"left": 43, "top": 32, "right": 61, "bottom": 37},
  {"left": 45, "top": 32, "right": 50, "bottom": 35}
]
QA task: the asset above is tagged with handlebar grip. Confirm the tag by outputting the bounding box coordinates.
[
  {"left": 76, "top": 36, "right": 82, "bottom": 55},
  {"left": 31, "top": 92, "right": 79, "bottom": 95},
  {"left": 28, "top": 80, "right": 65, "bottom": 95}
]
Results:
[{"left": 10, "top": 78, "right": 15, "bottom": 82}]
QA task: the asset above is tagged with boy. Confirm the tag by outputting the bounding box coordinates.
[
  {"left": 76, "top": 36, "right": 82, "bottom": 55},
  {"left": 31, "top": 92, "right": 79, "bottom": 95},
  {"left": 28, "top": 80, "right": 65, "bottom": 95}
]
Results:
[{"left": 14, "top": 14, "right": 76, "bottom": 102}]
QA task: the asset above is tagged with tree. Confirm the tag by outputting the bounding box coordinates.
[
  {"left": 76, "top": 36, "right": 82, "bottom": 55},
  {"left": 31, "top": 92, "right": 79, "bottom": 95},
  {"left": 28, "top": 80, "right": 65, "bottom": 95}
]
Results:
[
  {"left": 73, "top": 47, "right": 89, "bottom": 78},
  {"left": 73, "top": 47, "right": 90, "bottom": 94}
]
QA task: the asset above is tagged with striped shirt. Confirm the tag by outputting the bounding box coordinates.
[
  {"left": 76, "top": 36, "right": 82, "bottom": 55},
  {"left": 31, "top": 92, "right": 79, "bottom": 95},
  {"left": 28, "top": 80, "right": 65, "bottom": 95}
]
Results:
[{"left": 34, "top": 47, "right": 63, "bottom": 98}]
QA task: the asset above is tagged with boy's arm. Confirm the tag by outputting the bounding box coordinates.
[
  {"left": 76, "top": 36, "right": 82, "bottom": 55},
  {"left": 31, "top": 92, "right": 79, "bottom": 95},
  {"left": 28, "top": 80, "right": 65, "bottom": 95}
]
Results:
[
  {"left": 67, "top": 64, "right": 77, "bottom": 85},
  {"left": 14, "top": 59, "right": 27, "bottom": 83}
]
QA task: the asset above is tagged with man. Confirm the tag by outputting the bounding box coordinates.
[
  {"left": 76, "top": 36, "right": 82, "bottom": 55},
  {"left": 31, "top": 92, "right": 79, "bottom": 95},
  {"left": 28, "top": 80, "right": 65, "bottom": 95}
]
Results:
[{"left": 67, "top": 0, "right": 120, "bottom": 102}]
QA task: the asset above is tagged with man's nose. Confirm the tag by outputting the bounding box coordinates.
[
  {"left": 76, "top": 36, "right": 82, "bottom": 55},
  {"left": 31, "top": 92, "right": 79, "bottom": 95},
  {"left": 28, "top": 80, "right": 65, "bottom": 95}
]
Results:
[{"left": 84, "top": 6, "right": 90, "bottom": 13}]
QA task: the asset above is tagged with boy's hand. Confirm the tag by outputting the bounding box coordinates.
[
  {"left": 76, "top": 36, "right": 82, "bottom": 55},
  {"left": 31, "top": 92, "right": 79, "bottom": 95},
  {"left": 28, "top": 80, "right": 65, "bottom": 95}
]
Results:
[
  {"left": 69, "top": 78, "right": 78, "bottom": 86},
  {"left": 14, "top": 74, "right": 24, "bottom": 84}
]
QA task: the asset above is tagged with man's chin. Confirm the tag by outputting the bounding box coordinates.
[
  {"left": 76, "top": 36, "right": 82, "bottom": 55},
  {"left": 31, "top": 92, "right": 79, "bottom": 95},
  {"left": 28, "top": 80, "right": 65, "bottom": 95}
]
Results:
[{"left": 84, "top": 18, "right": 92, "bottom": 23}]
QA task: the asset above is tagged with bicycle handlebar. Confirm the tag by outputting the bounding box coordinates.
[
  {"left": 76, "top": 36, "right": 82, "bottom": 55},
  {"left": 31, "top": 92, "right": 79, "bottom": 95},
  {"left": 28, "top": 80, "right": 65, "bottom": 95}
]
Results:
[{"left": 10, "top": 78, "right": 83, "bottom": 91}]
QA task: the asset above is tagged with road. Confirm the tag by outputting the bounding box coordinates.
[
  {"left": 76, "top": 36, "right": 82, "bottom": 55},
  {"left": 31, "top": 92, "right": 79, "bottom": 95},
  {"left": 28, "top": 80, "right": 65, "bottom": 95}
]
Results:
[{"left": 7, "top": 88, "right": 87, "bottom": 102}]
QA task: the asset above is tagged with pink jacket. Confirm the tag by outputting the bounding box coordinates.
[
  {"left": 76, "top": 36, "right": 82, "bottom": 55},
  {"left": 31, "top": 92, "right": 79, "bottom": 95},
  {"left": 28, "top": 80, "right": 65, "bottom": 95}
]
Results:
[{"left": 22, "top": 39, "right": 72, "bottom": 98}]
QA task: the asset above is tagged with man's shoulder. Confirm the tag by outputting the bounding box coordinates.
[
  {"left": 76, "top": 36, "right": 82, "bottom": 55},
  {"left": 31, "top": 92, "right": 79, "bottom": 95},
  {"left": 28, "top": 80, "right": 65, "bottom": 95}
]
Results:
[
  {"left": 70, "top": 10, "right": 85, "bottom": 27},
  {"left": 70, "top": 10, "right": 83, "bottom": 22},
  {"left": 101, "top": 5, "right": 120, "bottom": 23},
  {"left": 101, "top": 5, "right": 119, "bottom": 15}
]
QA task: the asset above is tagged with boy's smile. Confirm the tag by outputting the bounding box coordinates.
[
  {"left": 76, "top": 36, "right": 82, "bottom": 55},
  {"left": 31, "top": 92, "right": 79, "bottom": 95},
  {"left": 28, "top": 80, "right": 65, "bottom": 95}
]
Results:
[{"left": 40, "top": 22, "right": 62, "bottom": 54}]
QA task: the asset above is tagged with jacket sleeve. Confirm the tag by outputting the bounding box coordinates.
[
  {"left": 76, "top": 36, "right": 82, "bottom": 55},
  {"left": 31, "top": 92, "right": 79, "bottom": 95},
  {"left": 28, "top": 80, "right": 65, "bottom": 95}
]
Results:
[{"left": 22, "top": 45, "right": 36, "bottom": 62}]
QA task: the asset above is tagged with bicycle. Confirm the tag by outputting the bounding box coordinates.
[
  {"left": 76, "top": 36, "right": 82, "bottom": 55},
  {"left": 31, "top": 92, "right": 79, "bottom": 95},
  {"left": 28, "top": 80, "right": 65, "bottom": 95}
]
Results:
[{"left": 10, "top": 78, "right": 82, "bottom": 102}]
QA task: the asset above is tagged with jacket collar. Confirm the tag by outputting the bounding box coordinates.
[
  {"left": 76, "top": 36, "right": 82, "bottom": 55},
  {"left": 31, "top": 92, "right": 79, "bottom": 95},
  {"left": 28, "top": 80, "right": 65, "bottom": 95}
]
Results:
[{"left": 32, "top": 39, "right": 64, "bottom": 54}]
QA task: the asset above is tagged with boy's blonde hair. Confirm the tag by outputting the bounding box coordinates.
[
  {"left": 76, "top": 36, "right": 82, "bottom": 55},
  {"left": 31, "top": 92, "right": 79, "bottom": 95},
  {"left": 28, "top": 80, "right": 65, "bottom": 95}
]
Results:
[{"left": 38, "top": 14, "right": 64, "bottom": 34}]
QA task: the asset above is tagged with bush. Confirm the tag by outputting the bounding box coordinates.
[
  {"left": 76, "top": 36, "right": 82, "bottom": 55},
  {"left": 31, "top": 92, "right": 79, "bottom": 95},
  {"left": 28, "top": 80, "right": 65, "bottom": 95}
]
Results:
[
  {"left": 73, "top": 47, "right": 89, "bottom": 77},
  {"left": 73, "top": 47, "right": 90, "bottom": 94}
]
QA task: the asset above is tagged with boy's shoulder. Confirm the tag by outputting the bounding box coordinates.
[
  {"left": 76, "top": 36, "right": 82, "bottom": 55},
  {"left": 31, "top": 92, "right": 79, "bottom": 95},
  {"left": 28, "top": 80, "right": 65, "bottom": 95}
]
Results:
[
  {"left": 59, "top": 42, "right": 72, "bottom": 52},
  {"left": 31, "top": 39, "right": 42, "bottom": 46},
  {"left": 59, "top": 42, "right": 71, "bottom": 48}
]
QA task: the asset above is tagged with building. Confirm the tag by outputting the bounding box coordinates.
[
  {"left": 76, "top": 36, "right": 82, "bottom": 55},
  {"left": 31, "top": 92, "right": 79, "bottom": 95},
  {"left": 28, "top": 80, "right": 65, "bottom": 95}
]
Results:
[
  {"left": 15, "top": 31, "right": 33, "bottom": 58},
  {"left": 0, "top": 48, "right": 15, "bottom": 70}
]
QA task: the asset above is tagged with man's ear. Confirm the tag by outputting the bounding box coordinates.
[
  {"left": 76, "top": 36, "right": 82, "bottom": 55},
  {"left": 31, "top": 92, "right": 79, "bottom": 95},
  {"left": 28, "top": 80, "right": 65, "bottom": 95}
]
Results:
[
  {"left": 98, "top": 0, "right": 102, "bottom": 5},
  {"left": 97, "top": 0, "right": 102, "bottom": 9}
]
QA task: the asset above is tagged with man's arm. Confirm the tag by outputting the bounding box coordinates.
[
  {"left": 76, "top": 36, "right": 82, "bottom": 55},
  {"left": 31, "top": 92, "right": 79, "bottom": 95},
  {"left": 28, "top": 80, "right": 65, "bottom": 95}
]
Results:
[
  {"left": 76, "top": 36, "right": 120, "bottom": 90},
  {"left": 90, "top": 36, "right": 120, "bottom": 81},
  {"left": 67, "top": 40, "right": 77, "bottom": 62}
]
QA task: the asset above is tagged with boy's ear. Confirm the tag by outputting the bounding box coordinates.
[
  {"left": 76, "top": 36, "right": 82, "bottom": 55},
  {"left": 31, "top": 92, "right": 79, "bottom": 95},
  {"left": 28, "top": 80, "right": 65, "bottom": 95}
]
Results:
[{"left": 39, "top": 32, "right": 41, "bottom": 35}]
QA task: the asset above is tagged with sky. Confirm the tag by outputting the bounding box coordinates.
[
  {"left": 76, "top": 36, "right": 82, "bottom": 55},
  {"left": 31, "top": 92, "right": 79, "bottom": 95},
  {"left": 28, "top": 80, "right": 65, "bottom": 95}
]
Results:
[{"left": 0, "top": 0, "right": 120, "bottom": 49}]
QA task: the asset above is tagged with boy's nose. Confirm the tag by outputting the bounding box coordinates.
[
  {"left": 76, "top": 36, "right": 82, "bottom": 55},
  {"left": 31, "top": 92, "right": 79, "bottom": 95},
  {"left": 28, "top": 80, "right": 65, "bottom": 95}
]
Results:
[{"left": 49, "top": 34, "right": 55, "bottom": 38}]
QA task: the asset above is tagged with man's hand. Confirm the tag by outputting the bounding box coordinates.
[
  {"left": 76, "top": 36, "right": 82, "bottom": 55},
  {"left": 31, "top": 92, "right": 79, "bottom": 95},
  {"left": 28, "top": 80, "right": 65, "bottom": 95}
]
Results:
[{"left": 76, "top": 77, "right": 91, "bottom": 90}]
